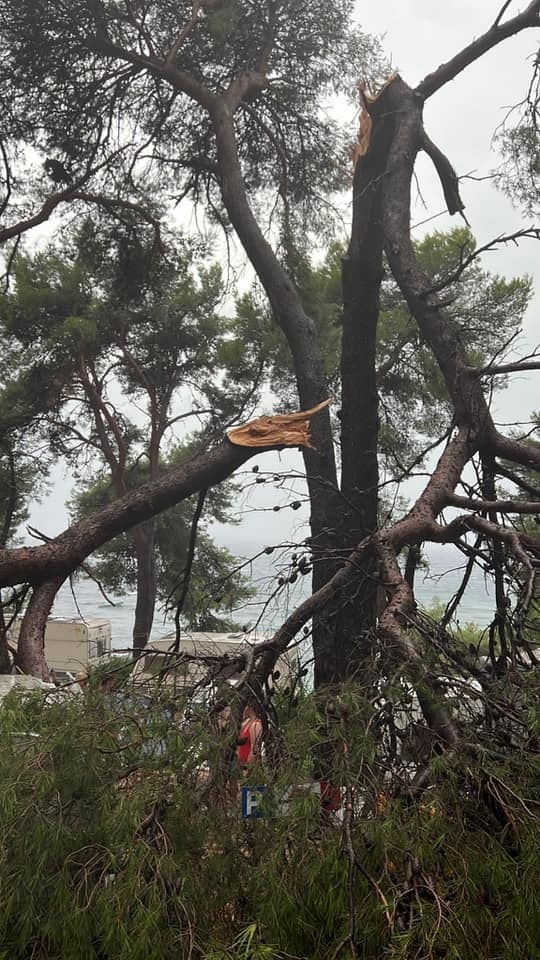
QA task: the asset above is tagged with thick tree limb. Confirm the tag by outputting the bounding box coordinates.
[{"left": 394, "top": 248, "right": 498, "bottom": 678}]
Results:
[
  {"left": 379, "top": 75, "right": 533, "bottom": 489},
  {"left": 374, "top": 536, "right": 460, "bottom": 748},
  {"left": 14, "top": 576, "right": 66, "bottom": 678},
  {"left": 0, "top": 405, "right": 328, "bottom": 588},
  {"left": 208, "top": 98, "right": 338, "bottom": 472},
  {"left": 416, "top": 1, "right": 540, "bottom": 100},
  {"left": 0, "top": 186, "right": 83, "bottom": 244},
  {"left": 492, "top": 432, "right": 540, "bottom": 472},
  {"left": 86, "top": 32, "right": 216, "bottom": 109},
  {"left": 206, "top": 94, "right": 343, "bottom": 675},
  {"left": 464, "top": 513, "right": 539, "bottom": 563}
]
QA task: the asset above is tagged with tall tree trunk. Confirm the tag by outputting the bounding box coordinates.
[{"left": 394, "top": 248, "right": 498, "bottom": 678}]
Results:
[
  {"left": 312, "top": 90, "right": 396, "bottom": 686},
  {"left": 210, "top": 103, "right": 348, "bottom": 682},
  {"left": 131, "top": 520, "right": 157, "bottom": 654},
  {"left": 14, "top": 577, "right": 65, "bottom": 678},
  {"left": 0, "top": 601, "right": 11, "bottom": 673}
]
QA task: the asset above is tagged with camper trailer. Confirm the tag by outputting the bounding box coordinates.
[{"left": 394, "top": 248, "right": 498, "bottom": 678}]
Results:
[
  {"left": 9, "top": 617, "right": 112, "bottom": 678},
  {"left": 130, "top": 632, "right": 298, "bottom": 691}
]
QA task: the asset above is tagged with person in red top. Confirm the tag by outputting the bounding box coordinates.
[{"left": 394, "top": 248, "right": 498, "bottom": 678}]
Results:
[{"left": 237, "top": 702, "right": 262, "bottom": 772}]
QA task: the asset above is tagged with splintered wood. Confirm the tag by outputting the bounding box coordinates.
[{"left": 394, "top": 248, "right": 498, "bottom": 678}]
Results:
[
  {"left": 226, "top": 399, "right": 330, "bottom": 449},
  {"left": 352, "top": 85, "right": 373, "bottom": 165},
  {"left": 352, "top": 74, "right": 399, "bottom": 166}
]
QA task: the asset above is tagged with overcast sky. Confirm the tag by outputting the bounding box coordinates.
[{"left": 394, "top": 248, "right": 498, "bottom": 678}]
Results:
[{"left": 27, "top": 0, "right": 539, "bottom": 559}]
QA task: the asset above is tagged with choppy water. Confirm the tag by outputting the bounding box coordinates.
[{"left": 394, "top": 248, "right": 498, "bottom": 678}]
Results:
[{"left": 51, "top": 543, "right": 496, "bottom": 652}]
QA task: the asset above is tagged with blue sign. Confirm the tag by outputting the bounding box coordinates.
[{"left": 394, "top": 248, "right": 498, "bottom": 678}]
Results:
[
  {"left": 240, "top": 785, "right": 267, "bottom": 818},
  {"left": 240, "top": 781, "right": 327, "bottom": 818}
]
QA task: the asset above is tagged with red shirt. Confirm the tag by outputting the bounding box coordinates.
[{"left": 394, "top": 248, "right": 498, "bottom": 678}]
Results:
[{"left": 237, "top": 717, "right": 259, "bottom": 764}]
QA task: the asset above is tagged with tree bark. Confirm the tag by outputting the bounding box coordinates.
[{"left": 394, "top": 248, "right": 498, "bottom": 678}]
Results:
[
  {"left": 379, "top": 77, "right": 496, "bottom": 443},
  {"left": 0, "top": 439, "right": 260, "bottom": 588},
  {"left": 209, "top": 102, "right": 345, "bottom": 671},
  {"left": 0, "top": 602, "right": 11, "bottom": 673},
  {"left": 14, "top": 577, "right": 65, "bottom": 679},
  {"left": 313, "top": 87, "right": 396, "bottom": 686},
  {"left": 131, "top": 521, "right": 157, "bottom": 653}
]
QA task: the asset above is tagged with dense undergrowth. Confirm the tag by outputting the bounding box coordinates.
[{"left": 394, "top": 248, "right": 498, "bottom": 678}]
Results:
[{"left": 0, "top": 668, "right": 538, "bottom": 960}]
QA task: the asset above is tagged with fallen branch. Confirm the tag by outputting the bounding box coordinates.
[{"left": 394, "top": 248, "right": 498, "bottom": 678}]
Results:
[{"left": 0, "top": 403, "right": 329, "bottom": 588}]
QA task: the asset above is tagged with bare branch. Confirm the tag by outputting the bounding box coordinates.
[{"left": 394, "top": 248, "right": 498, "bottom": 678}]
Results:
[
  {"left": 446, "top": 493, "right": 540, "bottom": 514},
  {"left": 421, "top": 132, "right": 466, "bottom": 217},
  {"left": 475, "top": 358, "right": 540, "bottom": 376},
  {"left": 441, "top": 533, "right": 484, "bottom": 628},
  {"left": 426, "top": 228, "right": 540, "bottom": 296},
  {"left": 493, "top": 1, "right": 515, "bottom": 29},
  {"left": 376, "top": 333, "right": 412, "bottom": 384},
  {"left": 0, "top": 188, "right": 165, "bottom": 252},
  {"left": 416, "top": 1, "right": 540, "bottom": 100}
]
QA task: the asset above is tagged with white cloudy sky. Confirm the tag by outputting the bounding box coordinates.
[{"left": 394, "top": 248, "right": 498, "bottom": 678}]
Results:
[{"left": 27, "top": 0, "right": 539, "bottom": 557}]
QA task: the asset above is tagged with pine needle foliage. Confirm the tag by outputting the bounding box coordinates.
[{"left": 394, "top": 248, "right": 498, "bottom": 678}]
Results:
[{"left": 0, "top": 669, "right": 538, "bottom": 960}]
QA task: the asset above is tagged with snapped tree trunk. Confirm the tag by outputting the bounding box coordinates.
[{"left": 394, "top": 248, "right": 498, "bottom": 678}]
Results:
[{"left": 312, "top": 87, "right": 396, "bottom": 687}]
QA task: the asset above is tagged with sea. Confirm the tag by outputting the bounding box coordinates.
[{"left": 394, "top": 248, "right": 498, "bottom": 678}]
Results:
[{"left": 50, "top": 542, "right": 496, "bottom": 652}]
